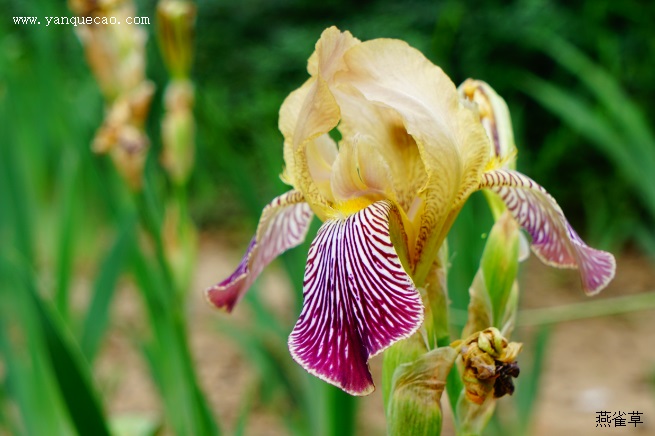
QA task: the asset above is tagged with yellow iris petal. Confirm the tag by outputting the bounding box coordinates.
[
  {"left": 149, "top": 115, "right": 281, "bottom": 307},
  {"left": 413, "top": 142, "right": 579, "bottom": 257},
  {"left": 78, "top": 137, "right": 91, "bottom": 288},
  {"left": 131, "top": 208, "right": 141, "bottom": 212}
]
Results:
[
  {"left": 340, "top": 39, "right": 491, "bottom": 281},
  {"left": 330, "top": 134, "right": 393, "bottom": 210},
  {"left": 331, "top": 87, "right": 427, "bottom": 214},
  {"left": 279, "top": 28, "right": 493, "bottom": 280},
  {"left": 307, "top": 26, "right": 360, "bottom": 80},
  {"left": 279, "top": 27, "right": 362, "bottom": 220}
]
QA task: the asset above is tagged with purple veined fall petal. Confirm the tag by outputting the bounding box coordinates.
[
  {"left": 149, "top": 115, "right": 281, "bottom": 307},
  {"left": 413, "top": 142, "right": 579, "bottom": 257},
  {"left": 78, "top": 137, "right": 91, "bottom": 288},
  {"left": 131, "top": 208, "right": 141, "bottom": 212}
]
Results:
[
  {"left": 288, "top": 201, "right": 424, "bottom": 396},
  {"left": 205, "top": 190, "right": 313, "bottom": 312},
  {"left": 480, "top": 169, "right": 616, "bottom": 295}
]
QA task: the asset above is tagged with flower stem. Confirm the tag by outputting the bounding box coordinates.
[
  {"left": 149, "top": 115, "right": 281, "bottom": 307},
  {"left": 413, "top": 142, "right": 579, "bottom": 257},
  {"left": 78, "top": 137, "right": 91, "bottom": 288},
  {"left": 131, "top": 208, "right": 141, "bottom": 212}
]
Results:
[
  {"left": 516, "top": 292, "right": 655, "bottom": 326},
  {"left": 449, "top": 292, "right": 655, "bottom": 326}
]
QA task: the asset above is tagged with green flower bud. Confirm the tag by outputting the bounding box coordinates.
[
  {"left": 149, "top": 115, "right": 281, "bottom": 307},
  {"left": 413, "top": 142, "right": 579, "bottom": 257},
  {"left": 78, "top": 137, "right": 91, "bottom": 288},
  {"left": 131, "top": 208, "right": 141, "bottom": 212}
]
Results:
[
  {"left": 459, "top": 79, "right": 516, "bottom": 170},
  {"left": 383, "top": 253, "right": 450, "bottom": 410},
  {"left": 388, "top": 347, "right": 458, "bottom": 436},
  {"left": 161, "top": 79, "right": 195, "bottom": 185},
  {"left": 463, "top": 211, "right": 520, "bottom": 338},
  {"left": 157, "top": 0, "right": 196, "bottom": 79}
]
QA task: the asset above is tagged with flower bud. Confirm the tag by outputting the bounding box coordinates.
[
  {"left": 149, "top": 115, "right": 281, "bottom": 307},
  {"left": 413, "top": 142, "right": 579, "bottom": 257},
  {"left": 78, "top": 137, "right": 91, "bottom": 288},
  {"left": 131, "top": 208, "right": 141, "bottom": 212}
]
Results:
[
  {"left": 109, "top": 124, "right": 149, "bottom": 190},
  {"left": 157, "top": 0, "right": 196, "bottom": 79},
  {"left": 72, "top": 1, "right": 149, "bottom": 99},
  {"left": 387, "top": 347, "right": 458, "bottom": 436},
  {"left": 458, "top": 328, "right": 522, "bottom": 406},
  {"left": 459, "top": 79, "right": 516, "bottom": 169},
  {"left": 92, "top": 81, "right": 155, "bottom": 190},
  {"left": 161, "top": 80, "right": 195, "bottom": 185},
  {"left": 70, "top": 0, "right": 154, "bottom": 190},
  {"left": 463, "top": 211, "right": 520, "bottom": 337},
  {"left": 455, "top": 328, "right": 522, "bottom": 435}
]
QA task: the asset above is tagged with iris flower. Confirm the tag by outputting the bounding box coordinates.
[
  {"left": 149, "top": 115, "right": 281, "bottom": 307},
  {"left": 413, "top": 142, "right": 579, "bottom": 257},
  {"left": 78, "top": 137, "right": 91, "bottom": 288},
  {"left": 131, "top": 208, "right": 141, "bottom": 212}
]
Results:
[{"left": 206, "top": 27, "right": 615, "bottom": 395}]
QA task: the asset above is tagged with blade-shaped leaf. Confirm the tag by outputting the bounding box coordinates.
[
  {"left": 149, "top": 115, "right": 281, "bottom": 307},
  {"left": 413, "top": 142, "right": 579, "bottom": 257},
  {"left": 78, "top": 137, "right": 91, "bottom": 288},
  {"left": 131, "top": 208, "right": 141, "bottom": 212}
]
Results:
[
  {"left": 29, "top": 276, "right": 112, "bottom": 436},
  {"left": 80, "top": 212, "right": 136, "bottom": 362}
]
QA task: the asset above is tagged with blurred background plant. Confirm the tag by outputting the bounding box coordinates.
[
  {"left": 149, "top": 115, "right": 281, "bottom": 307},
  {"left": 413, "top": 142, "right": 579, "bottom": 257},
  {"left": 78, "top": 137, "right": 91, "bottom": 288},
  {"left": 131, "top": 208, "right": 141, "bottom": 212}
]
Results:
[{"left": 1, "top": 0, "right": 654, "bottom": 434}]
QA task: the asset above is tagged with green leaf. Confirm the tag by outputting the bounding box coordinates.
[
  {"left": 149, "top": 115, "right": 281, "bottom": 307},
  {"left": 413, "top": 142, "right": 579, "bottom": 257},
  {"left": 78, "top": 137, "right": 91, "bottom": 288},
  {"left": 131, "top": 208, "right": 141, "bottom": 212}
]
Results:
[
  {"left": 54, "top": 151, "right": 80, "bottom": 322},
  {"left": 382, "top": 331, "right": 429, "bottom": 412},
  {"left": 29, "top": 277, "right": 112, "bottom": 436},
  {"left": 80, "top": 212, "right": 136, "bottom": 362},
  {"left": 110, "top": 414, "right": 163, "bottom": 436},
  {"left": 131, "top": 247, "right": 220, "bottom": 436},
  {"left": 0, "top": 263, "right": 73, "bottom": 435},
  {"left": 521, "top": 69, "right": 655, "bottom": 221},
  {"left": 516, "top": 326, "right": 551, "bottom": 434},
  {"left": 536, "top": 35, "right": 655, "bottom": 165},
  {"left": 0, "top": 253, "right": 109, "bottom": 435}
]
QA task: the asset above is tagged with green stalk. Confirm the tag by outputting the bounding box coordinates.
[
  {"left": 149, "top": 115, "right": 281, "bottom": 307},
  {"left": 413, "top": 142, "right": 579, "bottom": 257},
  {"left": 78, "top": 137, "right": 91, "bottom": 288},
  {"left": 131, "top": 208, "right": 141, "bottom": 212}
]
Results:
[
  {"left": 448, "top": 291, "right": 655, "bottom": 327},
  {"left": 430, "top": 248, "right": 463, "bottom": 425},
  {"left": 325, "top": 384, "right": 357, "bottom": 436},
  {"left": 516, "top": 292, "right": 655, "bottom": 326},
  {"left": 130, "top": 173, "right": 219, "bottom": 435},
  {"left": 444, "top": 364, "right": 464, "bottom": 425}
]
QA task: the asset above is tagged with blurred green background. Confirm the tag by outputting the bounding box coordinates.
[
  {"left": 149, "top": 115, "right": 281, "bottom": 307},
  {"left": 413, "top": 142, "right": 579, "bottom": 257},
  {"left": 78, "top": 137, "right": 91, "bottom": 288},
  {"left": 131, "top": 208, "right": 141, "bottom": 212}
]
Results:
[{"left": 1, "top": 0, "right": 654, "bottom": 435}]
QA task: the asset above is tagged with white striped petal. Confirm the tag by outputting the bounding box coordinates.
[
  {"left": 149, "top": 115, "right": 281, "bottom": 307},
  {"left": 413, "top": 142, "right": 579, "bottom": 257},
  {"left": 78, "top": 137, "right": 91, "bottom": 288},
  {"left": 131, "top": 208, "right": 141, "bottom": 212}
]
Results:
[
  {"left": 205, "top": 190, "right": 313, "bottom": 311},
  {"left": 288, "top": 201, "right": 423, "bottom": 395},
  {"left": 481, "top": 169, "right": 615, "bottom": 295}
]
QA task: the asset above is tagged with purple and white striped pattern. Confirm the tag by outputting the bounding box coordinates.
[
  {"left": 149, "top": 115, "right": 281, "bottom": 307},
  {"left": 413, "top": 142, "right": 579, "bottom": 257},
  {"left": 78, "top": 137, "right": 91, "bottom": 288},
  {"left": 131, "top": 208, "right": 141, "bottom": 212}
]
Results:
[
  {"left": 206, "top": 190, "right": 314, "bottom": 312},
  {"left": 288, "top": 201, "right": 423, "bottom": 395},
  {"left": 481, "top": 169, "right": 615, "bottom": 295}
]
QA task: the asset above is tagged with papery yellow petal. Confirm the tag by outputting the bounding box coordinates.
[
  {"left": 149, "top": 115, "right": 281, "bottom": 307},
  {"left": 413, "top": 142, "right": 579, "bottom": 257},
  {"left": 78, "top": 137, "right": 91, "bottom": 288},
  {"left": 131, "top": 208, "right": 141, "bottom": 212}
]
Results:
[
  {"left": 307, "top": 26, "right": 360, "bottom": 80},
  {"left": 340, "top": 39, "right": 491, "bottom": 280},
  {"left": 295, "top": 78, "right": 341, "bottom": 217},
  {"left": 279, "top": 28, "right": 363, "bottom": 220},
  {"left": 279, "top": 78, "right": 314, "bottom": 185},
  {"left": 330, "top": 134, "right": 393, "bottom": 210},
  {"left": 306, "top": 133, "right": 338, "bottom": 203},
  {"left": 331, "top": 88, "right": 427, "bottom": 215},
  {"left": 278, "top": 76, "right": 340, "bottom": 219}
]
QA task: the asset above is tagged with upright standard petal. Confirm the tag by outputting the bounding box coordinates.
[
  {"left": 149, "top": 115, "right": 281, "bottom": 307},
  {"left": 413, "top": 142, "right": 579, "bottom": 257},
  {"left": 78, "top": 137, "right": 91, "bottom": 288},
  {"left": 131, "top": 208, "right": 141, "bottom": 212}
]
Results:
[
  {"left": 279, "top": 76, "right": 341, "bottom": 219},
  {"left": 288, "top": 201, "right": 423, "bottom": 395},
  {"left": 307, "top": 26, "right": 360, "bottom": 81},
  {"left": 206, "top": 191, "right": 313, "bottom": 312},
  {"left": 340, "top": 39, "right": 491, "bottom": 280},
  {"left": 279, "top": 28, "right": 360, "bottom": 219},
  {"left": 480, "top": 170, "right": 615, "bottom": 295},
  {"left": 331, "top": 88, "right": 428, "bottom": 216},
  {"left": 330, "top": 134, "right": 395, "bottom": 205}
]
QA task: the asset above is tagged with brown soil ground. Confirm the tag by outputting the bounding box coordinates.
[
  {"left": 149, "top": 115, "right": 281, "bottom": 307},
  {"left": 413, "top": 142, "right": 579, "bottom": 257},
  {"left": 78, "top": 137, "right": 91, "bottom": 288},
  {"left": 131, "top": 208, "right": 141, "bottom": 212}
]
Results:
[{"left": 96, "top": 235, "right": 655, "bottom": 436}]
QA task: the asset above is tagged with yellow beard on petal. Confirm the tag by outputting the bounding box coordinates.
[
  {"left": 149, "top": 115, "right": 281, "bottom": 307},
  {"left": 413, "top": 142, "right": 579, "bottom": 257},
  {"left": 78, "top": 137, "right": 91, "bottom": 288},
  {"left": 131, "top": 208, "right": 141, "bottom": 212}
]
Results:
[{"left": 331, "top": 196, "right": 376, "bottom": 220}]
